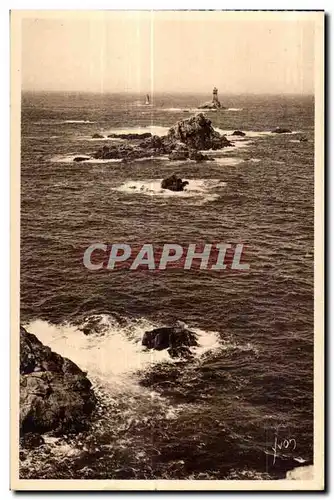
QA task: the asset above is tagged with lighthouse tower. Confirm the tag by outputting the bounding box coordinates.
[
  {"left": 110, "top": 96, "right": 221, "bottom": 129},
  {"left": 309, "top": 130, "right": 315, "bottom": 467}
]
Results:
[{"left": 212, "top": 87, "right": 221, "bottom": 107}]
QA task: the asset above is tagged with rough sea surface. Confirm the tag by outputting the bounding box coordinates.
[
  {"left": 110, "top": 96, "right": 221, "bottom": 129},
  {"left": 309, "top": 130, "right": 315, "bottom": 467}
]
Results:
[{"left": 20, "top": 92, "right": 314, "bottom": 480}]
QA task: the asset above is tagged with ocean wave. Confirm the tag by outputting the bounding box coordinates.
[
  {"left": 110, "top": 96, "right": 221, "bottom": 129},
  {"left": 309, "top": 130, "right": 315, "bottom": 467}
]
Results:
[
  {"left": 226, "top": 108, "right": 243, "bottom": 111},
  {"left": 50, "top": 154, "right": 122, "bottom": 164},
  {"left": 34, "top": 119, "right": 96, "bottom": 125},
  {"left": 23, "top": 315, "right": 221, "bottom": 393},
  {"left": 79, "top": 136, "right": 126, "bottom": 142},
  {"left": 113, "top": 179, "right": 224, "bottom": 201}
]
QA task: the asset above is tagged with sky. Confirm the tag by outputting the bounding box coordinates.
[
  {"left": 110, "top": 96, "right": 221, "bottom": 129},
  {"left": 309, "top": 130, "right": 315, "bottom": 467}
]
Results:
[{"left": 21, "top": 11, "right": 316, "bottom": 94}]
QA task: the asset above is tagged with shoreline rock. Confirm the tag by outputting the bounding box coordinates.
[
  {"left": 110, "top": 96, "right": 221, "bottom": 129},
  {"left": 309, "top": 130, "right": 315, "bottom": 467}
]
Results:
[{"left": 20, "top": 326, "right": 96, "bottom": 436}]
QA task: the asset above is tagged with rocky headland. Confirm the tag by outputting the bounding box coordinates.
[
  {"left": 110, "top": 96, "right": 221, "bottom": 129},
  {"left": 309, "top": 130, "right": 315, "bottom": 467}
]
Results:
[{"left": 20, "top": 326, "right": 96, "bottom": 445}]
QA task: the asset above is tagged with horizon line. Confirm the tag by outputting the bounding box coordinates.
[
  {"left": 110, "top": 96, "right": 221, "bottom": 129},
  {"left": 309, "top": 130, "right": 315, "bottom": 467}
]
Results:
[{"left": 21, "top": 89, "right": 315, "bottom": 97}]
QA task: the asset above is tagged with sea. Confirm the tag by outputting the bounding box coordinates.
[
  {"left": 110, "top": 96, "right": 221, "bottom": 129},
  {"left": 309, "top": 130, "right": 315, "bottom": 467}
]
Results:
[{"left": 20, "top": 92, "right": 314, "bottom": 480}]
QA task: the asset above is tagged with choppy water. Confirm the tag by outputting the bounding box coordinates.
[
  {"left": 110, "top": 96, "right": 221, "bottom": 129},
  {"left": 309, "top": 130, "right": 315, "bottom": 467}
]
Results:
[{"left": 20, "top": 92, "right": 314, "bottom": 480}]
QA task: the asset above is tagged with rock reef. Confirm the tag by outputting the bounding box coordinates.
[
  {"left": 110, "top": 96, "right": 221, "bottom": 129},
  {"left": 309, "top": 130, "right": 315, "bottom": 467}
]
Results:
[
  {"left": 92, "top": 114, "right": 232, "bottom": 163},
  {"left": 20, "top": 326, "right": 96, "bottom": 437}
]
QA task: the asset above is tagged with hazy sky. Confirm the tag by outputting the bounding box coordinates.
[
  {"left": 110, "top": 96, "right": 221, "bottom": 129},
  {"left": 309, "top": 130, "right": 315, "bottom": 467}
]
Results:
[{"left": 21, "top": 11, "right": 315, "bottom": 94}]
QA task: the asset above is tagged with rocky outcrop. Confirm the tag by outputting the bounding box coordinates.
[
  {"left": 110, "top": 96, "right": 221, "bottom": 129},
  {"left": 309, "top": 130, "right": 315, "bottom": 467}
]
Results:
[
  {"left": 167, "top": 114, "right": 232, "bottom": 150},
  {"left": 92, "top": 115, "right": 232, "bottom": 162},
  {"left": 20, "top": 326, "right": 96, "bottom": 436},
  {"left": 232, "top": 130, "right": 246, "bottom": 137},
  {"left": 198, "top": 101, "right": 222, "bottom": 110},
  {"left": 142, "top": 326, "right": 198, "bottom": 358},
  {"left": 161, "top": 174, "right": 189, "bottom": 192},
  {"left": 107, "top": 132, "right": 152, "bottom": 140},
  {"left": 271, "top": 127, "right": 292, "bottom": 134},
  {"left": 92, "top": 133, "right": 105, "bottom": 139}
]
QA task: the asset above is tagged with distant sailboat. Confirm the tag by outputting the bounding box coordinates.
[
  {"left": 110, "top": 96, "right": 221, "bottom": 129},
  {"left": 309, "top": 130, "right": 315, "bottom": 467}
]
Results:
[{"left": 145, "top": 94, "right": 150, "bottom": 105}]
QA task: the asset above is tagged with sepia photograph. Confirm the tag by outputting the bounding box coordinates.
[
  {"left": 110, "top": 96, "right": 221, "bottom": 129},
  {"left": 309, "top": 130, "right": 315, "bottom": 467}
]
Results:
[{"left": 10, "top": 10, "right": 324, "bottom": 490}]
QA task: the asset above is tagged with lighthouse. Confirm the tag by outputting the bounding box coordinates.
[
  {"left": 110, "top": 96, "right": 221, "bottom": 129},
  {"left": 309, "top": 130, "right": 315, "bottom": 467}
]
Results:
[
  {"left": 212, "top": 87, "right": 221, "bottom": 107},
  {"left": 198, "top": 86, "right": 223, "bottom": 110}
]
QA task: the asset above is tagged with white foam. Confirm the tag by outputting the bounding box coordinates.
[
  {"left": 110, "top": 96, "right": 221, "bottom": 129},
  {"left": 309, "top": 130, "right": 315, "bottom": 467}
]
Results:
[
  {"left": 213, "top": 157, "right": 244, "bottom": 166},
  {"left": 226, "top": 108, "right": 243, "bottom": 111},
  {"left": 34, "top": 120, "right": 96, "bottom": 125},
  {"left": 114, "top": 178, "right": 224, "bottom": 200},
  {"left": 64, "top": 120, "right": 95, "bottom": 124},
  {"left": 24, "top": 317, "right": 221, "bottom": 393},
  {"left": 50, "top": 154, "right": 122, "bottom": 164},
  {"left": 81, "top": 136, "right": 125, "bottom": 142}
]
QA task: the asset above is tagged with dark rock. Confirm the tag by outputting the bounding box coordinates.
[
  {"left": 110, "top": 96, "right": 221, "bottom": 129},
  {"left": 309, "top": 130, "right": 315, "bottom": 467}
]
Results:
[
  {"left": 107, "top": 132, "right": 152, "bottom": 140},
  {"left": 92, "top": 133, "right": 105, "bottom": 139},
  {"left": 198, "top": 101, "right": 220, "bottom": 110},
  {"left": 20, "top": 326, "right": 96, "bottom": 435},
  {"left": 189, "top": 150, "right": 208, "bottom": 162},
  {"left": 161, "top": 174, "right": 189, "bottom": 192},
  {"left": 167, "top": 113, "right": 232, "bottom": 150},
  {"left": 73, "top": 156, "right": 90, "bottom": 162},
  {"left": 93, "top": 114, "right": 232, "bottom": 162},
  {"left": 271, "top": 127, "right": 292, "bottom": 134},
  {"left": 231, "top": 130, "right": 246, "bottom": 137},
  {"left": 299, "top": 136, "right": 308, "bottom": 142},
  {"left": 142, "top": 325, "right": 198, "bottom": 358}
]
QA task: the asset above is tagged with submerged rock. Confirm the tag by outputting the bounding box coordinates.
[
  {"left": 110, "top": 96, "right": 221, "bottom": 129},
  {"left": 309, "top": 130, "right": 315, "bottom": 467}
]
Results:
[
  {"left": 232, "top": 130, "right": 246, "bottom": 137},
  {"left": 142, "top": 325, "right": 198, "bottom": 358},
  {"left": 20, "top": 326, "right": 96, "bottom": 436},
  {"left": 73, "top": 156, "right": 90, "bottom": 162},
  {"left": 168, "top": 150, "right": 189, "bottom": 161},
  {"left": 189, "top": 150, "right": 209, "bottom": 162},
  {"left": 271, "top": 127, "right": 292, "bottom": 134},
  {"left": 161, "top": 174, "right": 189, "bottom": 192}
]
